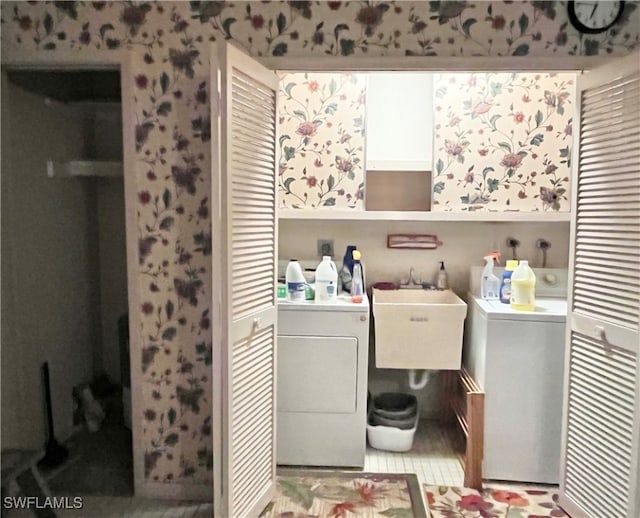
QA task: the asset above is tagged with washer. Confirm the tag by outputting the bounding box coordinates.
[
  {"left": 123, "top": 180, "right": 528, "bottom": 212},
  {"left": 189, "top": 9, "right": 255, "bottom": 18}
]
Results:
[
  {"left": 463, "top": 268, "right": 568, "bottom": 484},
  {"left": 277, "top": 294, "right": 369, "bottom": 467}
]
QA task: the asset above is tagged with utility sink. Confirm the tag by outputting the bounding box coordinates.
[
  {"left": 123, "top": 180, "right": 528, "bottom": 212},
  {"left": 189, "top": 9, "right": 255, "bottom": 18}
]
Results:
[{"left": 372, "top": 288, "right": 467, "bottom": 370}]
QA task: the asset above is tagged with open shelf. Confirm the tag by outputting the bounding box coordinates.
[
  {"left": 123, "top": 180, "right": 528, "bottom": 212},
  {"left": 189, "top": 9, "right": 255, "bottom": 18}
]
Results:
[
  {"left": 279, "top": 209, "right": 571, "bottom": 222},
  {"left": 46, "top": 160, "right": 122, "bottom": 178}
]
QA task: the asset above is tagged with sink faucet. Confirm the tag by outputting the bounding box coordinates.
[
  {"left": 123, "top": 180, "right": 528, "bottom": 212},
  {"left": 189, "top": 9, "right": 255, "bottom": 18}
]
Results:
[{"left": 400, "top": 267, "right": 422, "bottom": 289}]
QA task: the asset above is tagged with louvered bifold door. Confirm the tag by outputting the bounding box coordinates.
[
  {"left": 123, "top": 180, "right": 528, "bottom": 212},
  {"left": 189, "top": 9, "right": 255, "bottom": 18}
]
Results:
[
  {"left": 560, "top": 52, "right": 640, "bottom": 518},
  {"left": 211, "top": 43, "right": 279, "bottom": 518}
]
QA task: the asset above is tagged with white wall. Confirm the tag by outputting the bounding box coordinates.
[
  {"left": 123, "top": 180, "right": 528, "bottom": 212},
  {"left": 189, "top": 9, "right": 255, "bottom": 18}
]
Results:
[
  {"left": 89, "top": 104, "right": 127, "bottom": 384},
  {"left": 97, "top": 177, "right": 127, "bottom": 383},
  {"left": 1, "top": 76, "right": 96, "bottom": 448},
  {"left": 279, "top": 218, "right": 570, "bottom": 417},
  {"left": 280, "top": 220, "right": 569, "bottom": 292}
]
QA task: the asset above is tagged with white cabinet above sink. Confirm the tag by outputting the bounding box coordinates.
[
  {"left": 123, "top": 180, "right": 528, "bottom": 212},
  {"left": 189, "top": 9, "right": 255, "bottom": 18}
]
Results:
[{"left": 365, "top": 73, "right": 433, "bottom": 172}]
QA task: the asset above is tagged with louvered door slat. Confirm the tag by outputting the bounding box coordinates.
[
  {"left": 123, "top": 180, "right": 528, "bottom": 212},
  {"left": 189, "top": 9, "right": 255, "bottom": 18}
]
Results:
[
  {"left": 565, "top": 445, "right": 628, "bottom": 503},
  {"left": 564, "top": 332, "right": 637, "bottom": 518},
  {"left": 212, "top": 43, "right": 278, "bottom": 518},
  {"left": 581, "top": 143, "right": 638, "bottom": 167},
  {"left": 230, "top": 104, "right": 274, "bottom": 129},
  {"left": 581, "top": 84, "right": 640, "bottom": 110},
  {"left": 234, "top": 158, "right": 279, "bottom": 177},
  {"left": 561, "top": 54, "right": 640, "bottom": 518},
  {"left": 232, "top": 119, "right": 276, "bottom": 145},
  {"left": 232, "top": 200, "right": 275, "bottom": 212},
  {"left": 573, "top": 72, "right": 640, "bottom": 330},
  {"left": 231, "top": 271, "right": 273, "bottom": 288},
  {"left": 567, "top": 425, "right": 631, "bottom": 476},
  {"left": 229, "top": 324, "right": 275, "bottom": 516},
  {"left": 581, "top": 79, "right": 640, "bottom": 105},
  {"left": 575, "top": 281, "right": 639, "bottom": 301},
  {"left": 580, "top": 266, "right": 640, "bottom": 291},
  {"left": 579, "top": 173, "right": 638, "bottom": 186},
  {"left": 581, "top": 103, "right": 640, "bottom": 126}
]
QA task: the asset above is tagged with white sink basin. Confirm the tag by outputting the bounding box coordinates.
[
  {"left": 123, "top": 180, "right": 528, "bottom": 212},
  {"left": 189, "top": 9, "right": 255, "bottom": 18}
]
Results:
[{"left": 372, "top": 288, "right": 467, "bottom": 370}]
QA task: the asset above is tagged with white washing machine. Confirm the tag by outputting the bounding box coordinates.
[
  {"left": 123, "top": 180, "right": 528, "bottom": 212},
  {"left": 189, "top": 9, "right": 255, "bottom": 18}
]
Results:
[
  {"left": 464, "top": 268, "right": 568, "bottom": 484},
  {"left": 277, "top": 294, "right": 369, "bottom": 467}
]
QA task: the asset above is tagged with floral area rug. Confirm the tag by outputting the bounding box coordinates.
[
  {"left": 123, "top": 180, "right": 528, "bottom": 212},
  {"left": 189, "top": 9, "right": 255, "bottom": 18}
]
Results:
[
  {"left": 425, "top": 485, "right": 568, "bottom": 518},
  {"left": 262, "top": 470, "right": 427, "bottom": 517}
]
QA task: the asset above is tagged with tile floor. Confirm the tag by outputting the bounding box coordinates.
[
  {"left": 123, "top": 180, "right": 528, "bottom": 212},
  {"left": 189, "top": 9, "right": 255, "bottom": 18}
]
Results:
[{"left": 364, "top": 419, "right": 465, "bottom": 487}]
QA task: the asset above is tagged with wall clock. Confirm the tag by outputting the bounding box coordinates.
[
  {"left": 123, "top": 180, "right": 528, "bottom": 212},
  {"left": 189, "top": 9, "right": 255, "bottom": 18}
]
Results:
[{"left": 567, "top": 1, "right": 625, "bottom": 34}]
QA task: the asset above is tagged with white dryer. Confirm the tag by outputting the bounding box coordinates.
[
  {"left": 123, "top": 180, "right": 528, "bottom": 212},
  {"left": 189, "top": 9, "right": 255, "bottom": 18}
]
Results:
[
  {"left": 464, "top": 268, "right": 568, "bottom": 484},
  {"left": 277, "top": 294, "right": 369, "bottom": 467}
]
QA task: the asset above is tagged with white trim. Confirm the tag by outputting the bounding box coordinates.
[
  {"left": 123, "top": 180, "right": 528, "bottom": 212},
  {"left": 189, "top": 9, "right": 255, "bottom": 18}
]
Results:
[
  {"left": 121, "top": 51, "right": 145, "bottom": 498},
  {"left": 210, "top": 42, "right": 224, "bottom": 518},
  {"left": 366, "top": 160, "right": 431, "bottom": 172},
  {"left": 136, "top": 482, "right": 212, "bottom": 501},
  {"left": 261, "top": 55, "right": 609, "bottom": 72},
  {"left": 278, "top": 208, "right": 571, "bottom": 222},
  {"left": 1, "top": 49, "right": 123, "bottom": 68}
]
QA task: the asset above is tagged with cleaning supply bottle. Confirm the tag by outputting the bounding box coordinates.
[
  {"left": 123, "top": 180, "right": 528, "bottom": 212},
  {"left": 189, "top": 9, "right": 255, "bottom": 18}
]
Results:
[
  {"left": 285, "top": 259, "right": 306, "bottom": 302},
  {"left": 437, "top": 261, "right": 448, "bottom": 290},
  {"left": 314, "top": 256, "right": 338, "bottom": 303},
  {"left": 510, "top": 260, "right": 536, "bottom": 311},
  {"left": 481, "top": 253, "right": 500, "bottom": 300},
  {"left": 499, "top": 260, "right": 518, "bottom": 304},
  {"left": 351, "top": 250, "right": 364, "bottom": 303},
  {"left": 340, "top": 245, "right": 357, "bottom": 294}
]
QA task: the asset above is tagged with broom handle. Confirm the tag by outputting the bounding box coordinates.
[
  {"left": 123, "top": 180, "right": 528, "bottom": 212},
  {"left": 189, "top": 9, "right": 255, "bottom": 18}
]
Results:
[{"left": 42, "top": 362, "right": 55, "bottom": 438}]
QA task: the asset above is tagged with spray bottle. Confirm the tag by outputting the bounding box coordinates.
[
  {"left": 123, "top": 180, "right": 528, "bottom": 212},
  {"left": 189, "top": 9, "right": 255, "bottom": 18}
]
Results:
[{"left": 481, "top": 252, "right": 501, "bottom": 300}]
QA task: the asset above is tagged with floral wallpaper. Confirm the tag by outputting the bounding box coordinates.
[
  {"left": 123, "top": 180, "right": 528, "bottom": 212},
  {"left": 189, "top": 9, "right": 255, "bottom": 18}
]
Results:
[
  {"left": 1, "top": 0, "right": 638, "bottom": 497},
  {"left": 278, "top": 72, "right": 365, "bottom": 209},
  {"left": 432, "top": 72, "right": 575, "bottom": 211}
]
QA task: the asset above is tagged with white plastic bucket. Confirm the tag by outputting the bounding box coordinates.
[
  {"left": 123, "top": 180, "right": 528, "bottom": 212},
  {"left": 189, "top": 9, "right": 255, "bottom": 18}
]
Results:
[{"left": 367, "top": 412, "right": 419, "bottom": 452}]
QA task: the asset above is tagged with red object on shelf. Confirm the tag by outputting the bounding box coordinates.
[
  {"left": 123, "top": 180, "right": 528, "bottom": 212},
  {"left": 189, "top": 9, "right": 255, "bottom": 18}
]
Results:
[
  {"left": 387, "top": 234, "right": 443, "bottom": 250},
  {"left": 372, "top": 282, "right": 399, "bottom": 290}
]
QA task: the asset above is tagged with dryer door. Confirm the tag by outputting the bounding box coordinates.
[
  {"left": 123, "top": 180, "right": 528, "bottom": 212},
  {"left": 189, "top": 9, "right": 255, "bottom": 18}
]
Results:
[{"left": 278, "top": 335, "right": 358, "bottom": 414}]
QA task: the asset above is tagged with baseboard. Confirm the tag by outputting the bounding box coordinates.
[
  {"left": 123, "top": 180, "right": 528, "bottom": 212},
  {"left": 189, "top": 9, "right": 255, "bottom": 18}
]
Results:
[{"left": 136, "top": 481, "right": 213, "bottom": 502}]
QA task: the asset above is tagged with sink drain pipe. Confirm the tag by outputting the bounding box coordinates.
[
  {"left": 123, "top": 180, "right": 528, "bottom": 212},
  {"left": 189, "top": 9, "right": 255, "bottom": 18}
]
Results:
[{"left": 408, "top": 369, "right": 431, "bottom": 390}]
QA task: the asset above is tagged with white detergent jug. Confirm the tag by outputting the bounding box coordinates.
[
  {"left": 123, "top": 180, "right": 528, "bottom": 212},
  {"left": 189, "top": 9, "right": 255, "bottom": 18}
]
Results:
[
  {"left": 510, "top": 260, "right": 536, "bottom": 311},
  {"left": 314, "top": 256, "right": 338, "bottom": 303},
  {"left": 286, "top": 259, "right": 306, "bottom": 302}
]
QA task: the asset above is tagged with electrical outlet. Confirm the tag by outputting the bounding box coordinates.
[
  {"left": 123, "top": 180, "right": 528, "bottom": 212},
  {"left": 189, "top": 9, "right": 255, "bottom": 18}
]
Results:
[{"left": 317, "top": 239, "right": 334, "bottom": 258}]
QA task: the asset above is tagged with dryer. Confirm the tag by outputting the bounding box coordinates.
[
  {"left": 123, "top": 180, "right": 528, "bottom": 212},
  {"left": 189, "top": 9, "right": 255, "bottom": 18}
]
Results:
[{"left": 277, "top": 294, "right": 369, "bottom": 467}]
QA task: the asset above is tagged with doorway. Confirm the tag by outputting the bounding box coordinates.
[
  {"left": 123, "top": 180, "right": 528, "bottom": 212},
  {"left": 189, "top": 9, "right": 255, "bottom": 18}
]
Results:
[
  {"left": 1, "top": 68, "right": 133, "bottom": 496},
  {"left": 275, "top": 68, "right": 578, "bottom": 487}
]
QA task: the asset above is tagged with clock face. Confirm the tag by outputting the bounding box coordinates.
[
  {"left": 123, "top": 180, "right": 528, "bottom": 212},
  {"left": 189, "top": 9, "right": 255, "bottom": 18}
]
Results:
[{"left": 568, "top": 1, "right": 625, "bottom": 33}]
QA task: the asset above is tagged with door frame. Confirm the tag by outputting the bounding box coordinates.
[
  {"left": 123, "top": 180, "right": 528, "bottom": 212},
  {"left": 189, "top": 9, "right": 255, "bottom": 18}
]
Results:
[
  {"left": 260, "top": 54, "right": 609, "bottom": 72},
  {"left": 1, "top": 50, "right": 147, "bottom": 496}
]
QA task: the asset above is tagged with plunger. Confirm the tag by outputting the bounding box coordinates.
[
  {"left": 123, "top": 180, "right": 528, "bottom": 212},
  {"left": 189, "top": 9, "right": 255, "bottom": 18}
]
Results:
[{"left": 38, "top": 362, "right": 69, "bottom": 467}]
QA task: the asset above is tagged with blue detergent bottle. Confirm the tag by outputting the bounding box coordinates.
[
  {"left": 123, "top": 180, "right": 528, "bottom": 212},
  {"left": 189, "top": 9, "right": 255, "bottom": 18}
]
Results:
[{"left": 500, "top": 260, "right": 519, "bottom": 304}]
